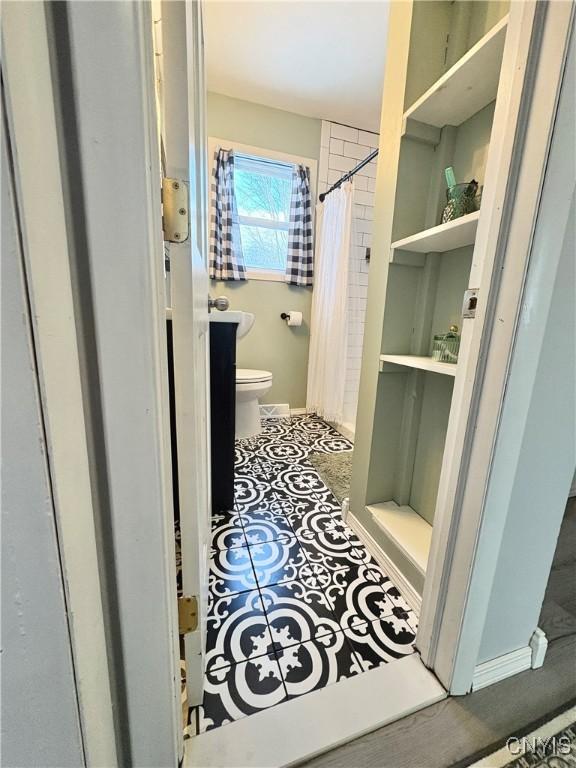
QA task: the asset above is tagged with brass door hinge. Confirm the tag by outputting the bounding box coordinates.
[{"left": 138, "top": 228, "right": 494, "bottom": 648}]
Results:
[
  {"left": 162, "top": 178, "right": 189, "bottom": 243},
  {"left": 178, "top": 595, "right": 198, "bottom": 634}
]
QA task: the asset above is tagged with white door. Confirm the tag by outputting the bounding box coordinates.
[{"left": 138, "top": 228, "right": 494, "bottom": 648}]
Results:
[{"left": 160, "top": 0, "right": 211, "bottom": 706}]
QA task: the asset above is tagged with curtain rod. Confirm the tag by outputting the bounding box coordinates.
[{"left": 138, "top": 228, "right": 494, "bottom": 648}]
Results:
[{"left": 318, "top": 148, "right": 379, "bottom": 202}]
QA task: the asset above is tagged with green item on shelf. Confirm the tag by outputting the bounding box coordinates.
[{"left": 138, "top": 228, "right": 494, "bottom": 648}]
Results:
[
  {"left": 441, "top": 179, "right": 479, "bottom": 223},
  {"left": 431, "top": 325, "right": 460, "bottom": 364},
  {"left": 444, "top": 166, "right": 457, "bottom": 189}
]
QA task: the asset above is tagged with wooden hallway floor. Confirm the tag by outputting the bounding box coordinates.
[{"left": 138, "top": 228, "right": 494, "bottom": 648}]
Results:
[{"left": 301, "top": 498, "right": 576, "bottom": 768}]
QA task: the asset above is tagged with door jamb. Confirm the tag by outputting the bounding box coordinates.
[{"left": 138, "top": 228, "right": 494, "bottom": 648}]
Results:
[
  {"left": 159, "top": 0, "right": 212, "bottom": 708},
  {"left": 2, "top": 1, "right": 182, "bottom": 763},
  {"left": 1, "top": 5, "right": 117, "bottom": 765}
]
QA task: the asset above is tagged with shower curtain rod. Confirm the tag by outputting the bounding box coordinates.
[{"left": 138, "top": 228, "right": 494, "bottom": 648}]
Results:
[{"left": 318, "top": 148, "right": 379, "bottom": 202}]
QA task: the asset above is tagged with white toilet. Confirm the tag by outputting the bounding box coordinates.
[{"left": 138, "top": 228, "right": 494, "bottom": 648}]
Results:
[{"left": 235, "top": 368, "right": 273, "bottom": 439}]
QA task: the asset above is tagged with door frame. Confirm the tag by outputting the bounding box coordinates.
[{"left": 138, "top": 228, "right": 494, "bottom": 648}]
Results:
[
  {"left": 1, "top": 4, "right": 119, "bottom": 765},
  {"left": 2, "top": 0, "right": 573, "bottom": 763},
  {"left": 159, "top": 0, "right": 213, "bottom": 707},
  {"left": 2, "top": 1, "right": 181, "bottom": 764}
]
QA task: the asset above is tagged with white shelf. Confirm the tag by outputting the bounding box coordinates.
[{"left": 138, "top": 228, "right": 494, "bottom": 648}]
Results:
[
  {"left": 380, "top": 355, "right": 457, "bottom": 377},
  {"left": 391, "top": 211, "right": 479, "bottom": 256},
  {"left": 368, "top": 501, "right": 433, "bottom": 577},
  {"left": 403, "top": 15, "right": 508, "bottom": 129}
]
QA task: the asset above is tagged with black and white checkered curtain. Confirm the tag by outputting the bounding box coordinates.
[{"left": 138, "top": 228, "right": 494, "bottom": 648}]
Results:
[
  {"left": 209, "top": 149, "right": 246, "bottom": 281},
  {"left": 286, "top": 164, "right": 313, "bottom": 286}
]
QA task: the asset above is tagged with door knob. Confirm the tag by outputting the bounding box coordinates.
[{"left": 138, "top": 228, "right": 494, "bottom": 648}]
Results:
[{"left": 208, "top": 295, "right": 230, "bottom": 312}]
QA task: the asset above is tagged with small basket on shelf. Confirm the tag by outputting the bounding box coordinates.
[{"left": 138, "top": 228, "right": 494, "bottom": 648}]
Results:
[
  {"left": 441, "top": 167, "right": 481, "bottom": 224},
  {"left": 441, "top": 181, "right": 480, "bottom": 223},
  {"left": 431, "top": 325, "right": 460, "bottom": 364}
]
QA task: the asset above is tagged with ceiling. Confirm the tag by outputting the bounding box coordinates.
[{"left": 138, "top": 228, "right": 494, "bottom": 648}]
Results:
[{"left": 203, "top": 1, "right": 389, "bottom": 133}]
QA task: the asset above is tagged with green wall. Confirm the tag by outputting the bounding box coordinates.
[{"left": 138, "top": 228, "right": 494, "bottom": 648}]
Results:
[
  {"left": 207, "top": 92, "right": 321, "bottom": 407},
  {"left": 404, "top": 1, "right": 453, "bottom": 110},
  {"left": 410, "top": 373, "right": 454, "bottom": 524},
  {"left": 211, "top": 279, "right": 311, "bottom": 408},
  {"left": 452, "top": 101, "right": 496, "bottom": 187},
  {"left": 466, "top": 0, "right": 509, "bottom": 48},
  {"left": 429, "top": 246, "right": 474, "bottom": 343},
  {"left": 207, "top": 92, "right": 321, "bottom": 159}
]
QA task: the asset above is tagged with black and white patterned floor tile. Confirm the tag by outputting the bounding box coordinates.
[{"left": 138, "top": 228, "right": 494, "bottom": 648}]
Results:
[{"left": 189, "top": 414, "right": 417, "bottom": 735}]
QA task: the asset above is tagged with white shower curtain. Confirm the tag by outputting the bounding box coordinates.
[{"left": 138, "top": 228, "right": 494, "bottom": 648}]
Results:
[{"left": 306, "top": 182, "right": 353, "bottom": 425}]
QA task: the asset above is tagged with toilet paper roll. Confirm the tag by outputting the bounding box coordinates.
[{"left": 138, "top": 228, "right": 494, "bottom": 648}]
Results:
[{"left": 287, "top": 311, "right": 303, "bottom": 327}]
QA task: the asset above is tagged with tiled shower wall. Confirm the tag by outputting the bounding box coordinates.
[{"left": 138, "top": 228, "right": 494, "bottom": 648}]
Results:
[{"left": 317, "top": 121, "right": 379, "bottom": 435}]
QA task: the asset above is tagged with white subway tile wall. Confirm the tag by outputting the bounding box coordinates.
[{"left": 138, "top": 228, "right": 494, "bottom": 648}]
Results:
[{"left": 317, "top": 120, "right": 379, "bottom": 433}]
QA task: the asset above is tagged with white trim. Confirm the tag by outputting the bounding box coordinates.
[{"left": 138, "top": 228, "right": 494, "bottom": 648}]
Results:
[
  {"left": 471, "top": 627, "right": 548, "bottom": 691},
  {"left": 2, "top": 6, "right": 117, "bottom": 764},
  {"left": 259, "top": 403, "right": 291, "bottom": 419},
  {"left": 341, "top": 497, "right": 350, "bottom": 521},
  {"left": 242, "top": 268, "right": 287, "bottom": 283},
  {"left": 209, "top": 136, "right": 318, "bottom": 183},
  {"left": 529, "top": 627, "right": 548, "bottom": 670},
  {"left": 237, "top": 214, "right": 290, "bottom": 231},
  {"left": 331, "top": 421, "right": 355, "bottom": 442},
  {"left": 161, "top": 0, "right": 212, "bottom": 716},
  {"left": 184, "top": 654, "right": 444, "bottom": 767},
  {"left": 257, "top": 405, "right": 309, "bottom": 421},
  {"left": 34, "top": 3, "right": 181, "bottom": 762},
  {"left": 472, "top": 647, "right": 532, "bottom": 691},
  {"left": 348, "top": 513, "right": 422, "bottom": 615}
]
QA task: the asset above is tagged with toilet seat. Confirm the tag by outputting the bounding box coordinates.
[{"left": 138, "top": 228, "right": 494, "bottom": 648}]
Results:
[{"left": 236, "top": 368, "right": 273, "bottom": 384}]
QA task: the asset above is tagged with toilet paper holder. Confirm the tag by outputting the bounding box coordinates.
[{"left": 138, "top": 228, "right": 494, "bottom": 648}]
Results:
[{"left": 280, "top": 311, "right": 303, "bottom": 327}]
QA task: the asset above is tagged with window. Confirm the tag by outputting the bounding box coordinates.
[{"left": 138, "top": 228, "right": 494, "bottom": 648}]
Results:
[{"left": 234, "top": 154, "right": 293, "bottom": 276}]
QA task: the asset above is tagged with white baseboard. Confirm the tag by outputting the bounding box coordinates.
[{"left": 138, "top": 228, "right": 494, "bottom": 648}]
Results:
[
  {"left": 260, "top": 403, "right": 290, "bottom": 419},
  {"left": 472, "top": 647, "right": 532, "bottom": 691},
  {"left": 472, "top": 628, "right": 548, "bottom": 691},
  {"left": 332, "top": 421, "right": 355, "bottom": 442},
  {"left": 260, "top": 405, "right": 309, "bottom": 418},
  {"left": 347, "top": 512, "right": 422, "bottom": 615}
]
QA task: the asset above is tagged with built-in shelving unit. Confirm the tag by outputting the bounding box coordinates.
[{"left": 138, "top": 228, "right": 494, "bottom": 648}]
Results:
[
  {"left": 390, "top": 212, "right": 479, "bottom": 262},
  {"left": 403, "top": 15, "right": 508, "bottom": 129},
  {"left": 351, "top": 1, "right": 512, "bottom": 606},
  {"left": 379, "top": 355, "right": 457, "bottom": 377}
]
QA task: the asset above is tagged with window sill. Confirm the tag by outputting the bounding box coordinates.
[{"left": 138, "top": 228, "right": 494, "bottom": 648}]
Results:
[{"left": 245, "top": 270, "right": 287, "bottom": 283}]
